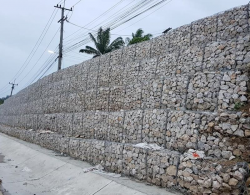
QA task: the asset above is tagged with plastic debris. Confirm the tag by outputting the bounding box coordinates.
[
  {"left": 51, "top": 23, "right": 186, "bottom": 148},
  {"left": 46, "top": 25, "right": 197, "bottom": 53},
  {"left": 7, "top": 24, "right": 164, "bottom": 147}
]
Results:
[{"left": 135, "top": 143, "right": 162, "bottom": 150}]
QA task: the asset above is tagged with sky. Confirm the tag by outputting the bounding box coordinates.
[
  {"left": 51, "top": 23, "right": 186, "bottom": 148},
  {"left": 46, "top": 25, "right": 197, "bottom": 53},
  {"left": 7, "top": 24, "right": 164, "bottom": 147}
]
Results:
[{"left": 0, "top": 0, "right": 249, "bottom": 97}]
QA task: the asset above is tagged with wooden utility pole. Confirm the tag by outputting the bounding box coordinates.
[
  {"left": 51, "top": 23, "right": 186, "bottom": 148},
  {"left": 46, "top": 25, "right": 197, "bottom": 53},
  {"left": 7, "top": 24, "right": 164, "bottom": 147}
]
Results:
[
  {"left": 54, "top": 4, "right": 72, "bottom": 71},
  {"left": 9, "top": 81, "right": 18, "bottom": 97}
]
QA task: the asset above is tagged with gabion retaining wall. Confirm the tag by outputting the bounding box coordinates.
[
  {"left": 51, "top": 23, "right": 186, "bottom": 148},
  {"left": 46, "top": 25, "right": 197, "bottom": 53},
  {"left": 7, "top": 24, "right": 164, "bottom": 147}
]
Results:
[
  {"left": 0, "top": 125, "right": 249, "bottom": 195},
  {"left": 1, "top": 3, "right": 250, "bottom": 195}
]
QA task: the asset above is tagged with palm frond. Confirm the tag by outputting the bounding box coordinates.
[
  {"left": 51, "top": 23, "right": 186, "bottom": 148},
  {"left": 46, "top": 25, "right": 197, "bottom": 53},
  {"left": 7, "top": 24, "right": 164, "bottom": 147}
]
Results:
[
  {"left": 135, "top": 28, "right": 144, "bottom": 38},
  {"left": 102, "top": 28, "right": 111, "bottom": 52},
  {"left": 89, "top": 33, "right": 99, "bottom": 52},
  {"left": 79, "top": 46, "right": 100, "bottom": 56},
  {"left": 144, "top": 33, "right": 153, "bottom": 39},
  {"left": 107, "top": 37, "right": 124, "bottom": 52}
]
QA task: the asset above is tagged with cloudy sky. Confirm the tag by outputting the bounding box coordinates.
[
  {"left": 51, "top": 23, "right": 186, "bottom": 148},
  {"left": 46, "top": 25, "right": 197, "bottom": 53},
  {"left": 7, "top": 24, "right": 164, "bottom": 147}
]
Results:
[{"left": 0, "top": 0, "right": 249, "bottom": 97}]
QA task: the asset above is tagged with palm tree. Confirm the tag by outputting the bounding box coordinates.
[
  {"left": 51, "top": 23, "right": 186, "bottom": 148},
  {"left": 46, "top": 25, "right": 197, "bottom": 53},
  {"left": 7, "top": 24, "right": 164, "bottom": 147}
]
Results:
[
  {"left": 125, "top": 28, "right": 153, "bottom": 45},
  {"left": 79, "top": 27, "right": 124, "bottom": 58}
]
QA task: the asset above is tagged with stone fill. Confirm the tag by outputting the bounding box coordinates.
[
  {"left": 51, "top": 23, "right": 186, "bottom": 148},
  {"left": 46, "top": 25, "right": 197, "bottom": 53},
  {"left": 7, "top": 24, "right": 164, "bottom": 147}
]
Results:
[{"left": 1, "top": 3, "right": 250, "bottom": 195}]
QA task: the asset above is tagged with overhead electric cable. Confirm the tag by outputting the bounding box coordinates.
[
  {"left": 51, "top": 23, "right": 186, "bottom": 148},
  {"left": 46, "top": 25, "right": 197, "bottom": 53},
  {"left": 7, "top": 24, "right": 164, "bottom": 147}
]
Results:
[
  {"left": 116, "top": 0, "right": 174, "bottom": 32},
  {"left": 64, "top": 0, "right": 125, "bottom": 40},
  {"left": 17, "top": 27, "right": 60, "bottom": 84},
  {"left": 0, "top": 8, "right": 58, "bottom": 92},
  {"left": 63, "top": 0, "right": 166, "bottom": 54},
  {"left": 12, "top": 9, "right": 59, "bottom": 82},
  {"left": 64, "top": 0, "right": 150, "bottom": 44},
  {"left": 63, "top": 0, "right": 155, "bottom": 52}
]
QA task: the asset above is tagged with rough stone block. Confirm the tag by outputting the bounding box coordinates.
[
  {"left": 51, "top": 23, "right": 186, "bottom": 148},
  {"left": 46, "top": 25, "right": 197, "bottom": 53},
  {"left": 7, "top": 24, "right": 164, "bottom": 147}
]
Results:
[
  {"left": 108, "top": 111, "right": 124, "bottom": 142},
  {"left": 147, "top": 149, "right": 180, "bottom": 187},
  {"left": 218, "top": 71, "right": 249, "bottom": 111},
  {"left": 69, "top": 138, "right": 81, "bottom": 158},
  {"left": 141, "top": 78, "right": 162, "bottom": 109},
  {"left": 58, "top": 136, "right": 70, "bottom": 154},
  {"left": 78, "top": 139, "right": 92, "bottom": 162},
  {"left": 191, "top": 15, "right": 217, "bottom": 47},
  {"left": 169, "top": 25, "right": 191, "bottom": 53},
  {"left": 109, "top": 49, "right": 124, "bottom": 87},
  {"left": 150, "top": 34, "right": 169, "bottom": 58},
  {"left": 109, "top": 86, "right": 125, "bottom": 111},
  {"left": 85, "top": 89, "right": 96, "bottom": 111},
  {"left": 121, "top": 44, "right": 135, "bottom": 64},
  {"left": 91, "top": 140, "right": 106, "bottom": 165},
  {"left": 56, "top": 113, "right": 73, "bottom": 136},
  {"left": 62, "top": 78, "right": 70, "bottom": 93},
  {"left": 82, "top": 111, "right": 95, "bottom": 139},
  {"left": 142, "top": 109, "right": 167, "bottom": 147},
  {"left": 59, "top": 92, "right": 69, "bottom": 113},
  {"left": 186, "top": 73, "right": 221, "bottom": 111},
  {"left": 123, "top": 144, "right": 147, "bottom": 180},
  {"left": 135, "top": 40, "right": 151, "bottom": 61},
  {"left": 123, "top": 61, "right": 140, "bottom": 85},
  {"left": 138, "top": 57, "right": 157, "bottom": 83},
  {"left": 123, "top": 110, "right": 143, "bottom": 143},
  {"left": 217, "top": 5, "right": 249, "bottom": 41},
  {"left": 161, "top": 76, "right": 189, "bottom": 110},
  {"left": 87, "top": 57, "right": 99, "bottom": 90},
  {"left": 67, "top": 92, "right": 76, "bottom": 113},
  {"left": 75, "top": 90, "right": 86, "bottom": 112},
  {"left": 236, "top": 34, "right": 250, "bottom": 70},
  {"left": 54, "top": 80, "right": 64, "bottom": 96},
  {"left": 78, "top": 75, "right": 88, "bottom": 91},
  {"left": 177, "top": 45, "right": 203, "bottom": 75},
  {"left": 95, "top": 87, "right": 109, "bottom": 111},
  {"left": 155, "top": 53, "right": 179, "bottom": 78},
  {"left": 166, "top": 111, "right": 200, "bottom": 152},
  {"left": 94, "top": 111, "right": 108, "bottom": 140},
  {"left": 98, "top": 53, "right": 110, "bottom": 88},
  {"left": 203, "top": 40, "right": 236, "bottom": 71},
  {"left": 69, "top": 76, "right": 78, "bottom": 93},
  {"left": 104, "top": 142, "right": 124, "bottom": 173},
  {"left": 53, "top": 94, "right": 61, "bottom": 113},
  {"left": 72, "top": 112, "right": 83, "bottom": 137},
  {"left": 42, "top": 114, "right": 56, "bottom": 131},
  {"left": 124, "top": 83, "right": 142, "bottom": 110}
]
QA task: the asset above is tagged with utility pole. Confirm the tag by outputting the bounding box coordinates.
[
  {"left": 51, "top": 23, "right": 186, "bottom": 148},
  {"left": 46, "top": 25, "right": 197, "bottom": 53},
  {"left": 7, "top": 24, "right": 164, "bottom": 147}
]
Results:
[
  {"left": 54, "top": 4, "right": 72, "bottom": 71},
  {"left": 9, "top": 81, "right": 18, "bottom": 97}
]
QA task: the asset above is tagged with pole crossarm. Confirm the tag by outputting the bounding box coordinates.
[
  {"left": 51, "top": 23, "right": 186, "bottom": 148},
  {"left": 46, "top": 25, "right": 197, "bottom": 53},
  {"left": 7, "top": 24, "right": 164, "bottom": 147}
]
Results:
[{"left": 9, "top": 81, "right": 18, "bottom": 96}]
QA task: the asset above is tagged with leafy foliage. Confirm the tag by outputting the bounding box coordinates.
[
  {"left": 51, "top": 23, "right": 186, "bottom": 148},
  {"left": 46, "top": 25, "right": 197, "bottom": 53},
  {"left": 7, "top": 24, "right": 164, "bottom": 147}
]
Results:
[
  {"left": 126, "top": 28, "right": 152, "bottom": 45},
  {"left": 234, "top": 102, "right": 244, "bottom": 110},
  {"left": 0, "top": 95, "right": 10, "bottom": 105},
  {"left": 79, "top": 27, "right": 124, "bottom": 58}
]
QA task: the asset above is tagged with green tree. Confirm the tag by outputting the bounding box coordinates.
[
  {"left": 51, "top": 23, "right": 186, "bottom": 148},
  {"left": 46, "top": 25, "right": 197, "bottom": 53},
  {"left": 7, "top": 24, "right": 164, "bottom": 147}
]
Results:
[
  {"left": 0, "top": 95, "right": 9, "bottom": 105},
  {"left": 125, "top": 28, "right": 152, "bottom": 45},
  {"left": 79, "top": 27, "right": 124, "bottom": 58}
]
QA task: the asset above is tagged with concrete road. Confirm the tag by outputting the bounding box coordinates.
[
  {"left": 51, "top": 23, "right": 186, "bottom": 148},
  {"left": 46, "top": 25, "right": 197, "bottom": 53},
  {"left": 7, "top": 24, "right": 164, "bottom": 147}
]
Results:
[{"left": 0, "top": 133, "right": 180, "bottom": 195}]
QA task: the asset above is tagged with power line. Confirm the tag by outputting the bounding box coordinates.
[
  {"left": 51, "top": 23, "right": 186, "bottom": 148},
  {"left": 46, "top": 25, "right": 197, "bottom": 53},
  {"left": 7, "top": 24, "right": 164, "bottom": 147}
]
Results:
[
  {"left": 63, "top": 0, "right": 166, "bottom": 54},
  {"left": 17, "top": 28, "right": 60, "bottom": 84},
  {"left": 38, "top": 58, "right": 58, "bottom": 80},
  {"left": 64, "top": 0, "right": 125, "bottom": 40},
  {"left": 13, "top": 9, "right": 59, "bottom": 82},
  {"left": 0, "top": 8, "right": 58, "bottom": 93},
  {"left": 26, "top": 55, "right": 58, "bottom": 86},
  {"left": 66, "top": 20, "right": 163, "bottom": 37},
  {"left": 116, "top": 0, "right": 174, "bottom": 33},
  {"left": 63, "top": 0, "right": 156, "bottom": 52},
  {"left": 65, "top": 0, "right": 149, "bottom": 43},
  {"left": 63, "top": 0, "right": 140, "bottom": 44}
]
